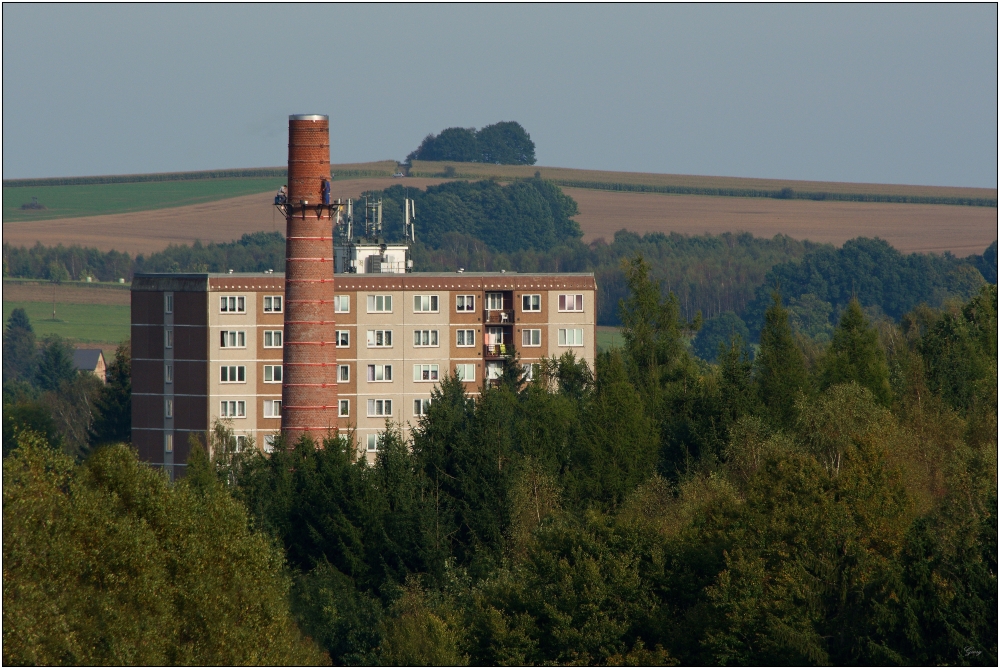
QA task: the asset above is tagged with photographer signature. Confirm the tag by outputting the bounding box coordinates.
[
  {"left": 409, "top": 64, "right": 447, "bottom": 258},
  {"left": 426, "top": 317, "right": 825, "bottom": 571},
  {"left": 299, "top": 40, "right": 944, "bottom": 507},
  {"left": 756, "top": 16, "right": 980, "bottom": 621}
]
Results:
[{"left": 963, "top": 646, "right": 982, "bottom": 657}]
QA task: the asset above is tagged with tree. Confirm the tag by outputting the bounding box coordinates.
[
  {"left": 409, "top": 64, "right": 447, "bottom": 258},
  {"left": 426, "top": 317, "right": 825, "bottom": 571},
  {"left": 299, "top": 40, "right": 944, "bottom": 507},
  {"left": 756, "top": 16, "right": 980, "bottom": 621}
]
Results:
[
  {"left": 46, "top": 372, "right": 103, "bottom": 461},
  {"left": 755, "top": 292, "right": 808, "bottom": 428},
  {"left": 34, "top": 334, "right": 77, "bottom": 392},
  {"left": 406, "top": 121, "right": 536, "bottom": 165},
  {"left": 476, "top": 121, "right": 536, "bottom": 165},
  {"left": 90, "top": 339, "right": 132, "bottom": 446},
  {"left": 692, "top": 311, "right": 749, "bottom": 362},
  {"left": 818, "top": 298, "right": 891, "bottom": 405},
  {"left": 2, "top": 432, "right": 325, "bottom": 666},
  {"left": 3, "top": 307, "right": 37, "bottom": 383}
]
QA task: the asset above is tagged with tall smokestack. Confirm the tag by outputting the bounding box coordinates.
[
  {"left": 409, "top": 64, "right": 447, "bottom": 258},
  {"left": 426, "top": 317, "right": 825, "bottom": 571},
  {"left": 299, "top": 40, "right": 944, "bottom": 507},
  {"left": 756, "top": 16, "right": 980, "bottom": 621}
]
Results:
[{"left": 281, "top": 114, "right": 338, "bottom": 444}]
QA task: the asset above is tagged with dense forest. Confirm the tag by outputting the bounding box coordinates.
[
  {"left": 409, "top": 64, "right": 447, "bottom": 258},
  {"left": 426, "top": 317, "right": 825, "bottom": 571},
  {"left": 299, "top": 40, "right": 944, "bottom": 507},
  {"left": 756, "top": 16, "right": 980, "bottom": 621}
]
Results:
[
  {"left": 407, "top": 121, "right": 536, "bottom": 165},
  {"left": 4, "top": 261, "right": 996, "bottom": 665}
]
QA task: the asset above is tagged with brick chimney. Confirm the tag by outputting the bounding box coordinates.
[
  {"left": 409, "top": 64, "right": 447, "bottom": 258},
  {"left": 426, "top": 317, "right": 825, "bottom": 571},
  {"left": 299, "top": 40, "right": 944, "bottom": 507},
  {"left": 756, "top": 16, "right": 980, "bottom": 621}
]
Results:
[{"left": 281, "top": 114, "right": 338, "bottom": 444}]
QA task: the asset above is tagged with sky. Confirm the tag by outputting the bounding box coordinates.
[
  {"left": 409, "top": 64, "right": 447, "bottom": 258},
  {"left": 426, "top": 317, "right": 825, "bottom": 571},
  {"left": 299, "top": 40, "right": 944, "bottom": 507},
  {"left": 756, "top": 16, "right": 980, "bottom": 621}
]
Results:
[{"left": 2, "top": 3, "right": 997, "bottom": 187}]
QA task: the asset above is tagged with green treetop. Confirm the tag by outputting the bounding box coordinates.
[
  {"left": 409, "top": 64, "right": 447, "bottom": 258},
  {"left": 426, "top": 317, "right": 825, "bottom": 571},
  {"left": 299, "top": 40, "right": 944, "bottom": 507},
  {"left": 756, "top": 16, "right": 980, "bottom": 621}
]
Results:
[
  {"left": 818, "top": 298, "right": 891, "bottom": 405},
  {"left": 755, "top": 292, "right": 809, "bottom": 428}
]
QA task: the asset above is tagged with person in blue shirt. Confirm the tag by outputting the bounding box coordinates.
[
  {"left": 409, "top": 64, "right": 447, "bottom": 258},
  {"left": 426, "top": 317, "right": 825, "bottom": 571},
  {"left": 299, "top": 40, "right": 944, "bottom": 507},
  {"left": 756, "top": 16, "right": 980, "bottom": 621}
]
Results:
[{"left": 322, "top": 179, "right": 331, "bottom": 205}]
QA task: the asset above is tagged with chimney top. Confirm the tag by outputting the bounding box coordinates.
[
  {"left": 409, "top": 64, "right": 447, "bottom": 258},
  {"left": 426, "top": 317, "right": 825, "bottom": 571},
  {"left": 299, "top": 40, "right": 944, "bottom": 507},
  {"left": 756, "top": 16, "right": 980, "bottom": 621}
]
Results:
[{"left": 289, "top": 114, "right": 328, "bottom": 121}]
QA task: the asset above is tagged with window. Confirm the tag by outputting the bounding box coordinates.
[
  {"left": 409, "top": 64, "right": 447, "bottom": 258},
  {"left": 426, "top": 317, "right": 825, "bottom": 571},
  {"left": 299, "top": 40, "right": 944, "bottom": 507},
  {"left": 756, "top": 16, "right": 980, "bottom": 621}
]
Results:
[
  {"left": 414, "top": 398, "right": 431, "bottom": 416},
  {"left": 456, "top": 329, "right": 475, "bottom": 347},
  {"left": 165, "top": 399, "right": 174, "bottom": 418},
  {"left": 367, "top": 399, "right": 392, "bottom": 417},
  {"left": 456, "top": 364, "right": 476, "bottom": 382},
  {"left": 486, "top": 361, "right": 502, "bottom": 380},
  {"left": 220, "top": 365, "right": 246, "bottom": 383},
  {"left": 264, "top": 365, "right": 283, "bottom": 382},
  {"left": 164, "top": 433, "right": 173, "bottom": 453},
  {"left": 367, "top": 364, "right": 393, "bottom": 382},
  {"left": 413, "top": 364, "right": 439, "bottom": 382},
  {"left": 486, "top": 292, "right": 504, "bottom": 310},
  {"left": 366, "top": 330, "right": 393, "bottom": 347},
  {"left": 264, "top": 434, "right": 276, "bottom": 454},
  {"left": 339, "top": 364, "right": 350, "bottom": 382},
  {"left": 367, "top": 433, "right": 381, "bottom": 452},
  {"left": 220, "top": 330, "right": 246, "bottom": 348},
  {"left": 220, "top": 295, "right": 246, "bottom": 313},
  {"left": 335, "top": 330, "right": 350, "bottom": 347},
  {"left": 456, "top": 295, "right": 475, "bottom": 312},
  {"left": 263, "top": 295, "right": 283, "bottom": 313},
  {"left": 413, "top": 295, "right": 439, "bottom": 312},
  {"left": 235, "top": 435, "right": 248, "bottom": 452},
  {"left": 165, "top": 364, "right": 173, "bottom": 384},
  {"left": 221, "top": 400, "right": 247, "bottom": 418},
  {"left": 522, "top": 362, "right": 540, "bottom": 381},
  {"left": 558, "top": 294, "right": 584, "bottom": 312},
  {"left": 338, "top": 399, "right": 350, "bottom": 417},
  {"left": 264, "top": 330, "right": 283, "bottom": 348},
  {"left": 558, "top": 328, "right": 584, "bottom": 346},
  {"left": 263, "top": 400, "right": 281, "bottom": 418},
  {"left": 522, "top": 294, "right": 541, "bottom": 312},
  {"left": 414, "top": 330, "right": 439, "bottom": 347},
  {"left": 486, "top": 326, "right": 504, "bottom": 345},
  {"left": 334, "top": 295, "right": 350, "bottom": 313},
  {"left": 367, "top": 294, "right": 392, "bottom": 313},
  {"left": 522, "top": 329, "right": 541, "bottom": 347},
  {"left": 165, "top": 292, "right": 174, "bottom": 314},
  {"left": 165, "top": 329, "right": 174, "bottom": 349}
]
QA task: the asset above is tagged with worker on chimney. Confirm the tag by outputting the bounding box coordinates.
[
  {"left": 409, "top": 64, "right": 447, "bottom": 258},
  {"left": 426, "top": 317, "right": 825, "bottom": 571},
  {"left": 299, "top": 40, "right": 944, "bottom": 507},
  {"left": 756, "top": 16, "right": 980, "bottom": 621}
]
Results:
[
  {"left": 322, "top": 178, "right": 331, "bottom": 205},
  {"left": 275, "top": 184, "right": 287, "bottom": 205}
]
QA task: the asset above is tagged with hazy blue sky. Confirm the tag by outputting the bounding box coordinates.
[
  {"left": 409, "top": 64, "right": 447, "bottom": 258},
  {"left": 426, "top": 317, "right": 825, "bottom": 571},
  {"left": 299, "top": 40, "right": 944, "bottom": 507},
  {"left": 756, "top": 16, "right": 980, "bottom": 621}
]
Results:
[{"left": 3, "top": 3, "right": 996, "bottom": 186}]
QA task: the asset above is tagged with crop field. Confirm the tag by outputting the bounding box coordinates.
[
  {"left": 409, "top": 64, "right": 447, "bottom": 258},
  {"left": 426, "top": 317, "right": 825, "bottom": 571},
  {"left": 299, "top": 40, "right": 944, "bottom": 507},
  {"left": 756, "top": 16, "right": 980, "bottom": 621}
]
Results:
[
  {"left": 3, "top": 281, "right": 131, "bottom": 358},
  {"left": 3, "top": 177, "right": 286, "bottom": 223},
  {"left": 409, "top": 160, "right": 997, "bottom": 205},
  {"left": 565, "top": 188, "right": 999, "bottom": 256},
  {"left": 3, "top": 300, "right": 130, "bottom": 350},
  {"left": 2, "top": 161, "right": 400, "bottom": 223},
  {"left": 2, "top": 177, "right": 449, "bottom": 254},
  {"left": 4, "top": 165, "right": 995, "bottom": 257}
]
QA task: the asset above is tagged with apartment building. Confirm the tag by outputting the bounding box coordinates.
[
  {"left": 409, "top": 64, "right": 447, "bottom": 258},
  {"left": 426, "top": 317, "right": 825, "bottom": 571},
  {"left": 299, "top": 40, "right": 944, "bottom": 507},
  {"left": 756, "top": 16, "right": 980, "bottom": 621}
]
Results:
[{"left": 131, "top": 271, "right": 596, "bottom": 475}]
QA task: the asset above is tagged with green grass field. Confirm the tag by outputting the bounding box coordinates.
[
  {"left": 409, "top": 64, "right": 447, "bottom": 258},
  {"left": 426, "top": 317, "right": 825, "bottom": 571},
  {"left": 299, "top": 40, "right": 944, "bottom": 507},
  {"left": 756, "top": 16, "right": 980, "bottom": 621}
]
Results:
[
  {"left": 596, "top": 326, "right": 623, "bottom": 352},
  {"left": 3, "top": 301, "right": 130, "bottom": 348},
  {"left": 3, "top": 177, "right": 283, "bottom": 222}
]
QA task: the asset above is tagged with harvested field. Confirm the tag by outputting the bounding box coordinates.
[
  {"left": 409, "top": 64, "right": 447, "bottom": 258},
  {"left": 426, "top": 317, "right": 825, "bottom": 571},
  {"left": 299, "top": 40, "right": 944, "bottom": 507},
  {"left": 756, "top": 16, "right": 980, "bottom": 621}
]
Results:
[
  {"left": 566, "top": 189, "right": 998, "bottom": 256},
  {"left": 2, "top": 177, "right": 449, "bottom": 255},
  {"left": 4, "top": 175, "right": 995, "bottom": 257},
  {"left": 3, "top": 281, "right": 131, "bottom": 306},
  {"left": 410, "top": 161, "right": 997, "bottom": 204}
]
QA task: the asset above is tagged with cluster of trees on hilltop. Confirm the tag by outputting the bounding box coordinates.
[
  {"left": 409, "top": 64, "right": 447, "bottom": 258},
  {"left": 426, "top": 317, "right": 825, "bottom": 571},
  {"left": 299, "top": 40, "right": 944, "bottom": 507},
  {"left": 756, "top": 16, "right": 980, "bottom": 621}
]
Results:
[
  {"left": 5, "top": 261, "right": 995, "bottom": 665},
  {"left": 407, "top": 121, "right": 536, "bottom": 165},
  {"left": 3, "top": 309, "right": 131, "bottom": 460}
]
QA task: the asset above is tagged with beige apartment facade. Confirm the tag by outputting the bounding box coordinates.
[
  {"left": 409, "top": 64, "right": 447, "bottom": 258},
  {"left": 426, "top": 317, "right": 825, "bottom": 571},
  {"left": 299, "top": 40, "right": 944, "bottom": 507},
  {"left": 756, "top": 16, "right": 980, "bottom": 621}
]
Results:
[{"left": 132, "top": 272, "right": 596, "bottom": 473}]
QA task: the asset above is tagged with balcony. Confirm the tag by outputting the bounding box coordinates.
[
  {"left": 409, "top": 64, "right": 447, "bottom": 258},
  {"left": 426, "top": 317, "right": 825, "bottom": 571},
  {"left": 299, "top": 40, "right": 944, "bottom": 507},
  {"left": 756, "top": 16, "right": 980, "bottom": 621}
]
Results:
[
  {"left": 484, "top": 309, "right": 514, "bottom": 324},
  {"left": 484, "top": 343, "right": 510, "bottom": 359}
]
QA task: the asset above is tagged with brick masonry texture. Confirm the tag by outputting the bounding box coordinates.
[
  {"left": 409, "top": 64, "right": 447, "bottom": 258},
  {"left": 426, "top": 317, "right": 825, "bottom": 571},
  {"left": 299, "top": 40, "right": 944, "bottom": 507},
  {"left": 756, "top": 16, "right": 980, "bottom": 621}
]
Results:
[{"left": 283, "top": 117, "right": 339, "bottom": 441}]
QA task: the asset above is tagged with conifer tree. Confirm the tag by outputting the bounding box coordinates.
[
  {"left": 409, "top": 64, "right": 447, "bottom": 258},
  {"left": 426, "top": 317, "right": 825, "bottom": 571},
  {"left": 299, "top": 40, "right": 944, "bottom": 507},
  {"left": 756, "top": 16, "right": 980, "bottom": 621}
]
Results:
[
  {"left": 90, "top": 339, "right": 131, "bottom": 446},
  {"left": 2, "top": 307, "right": 37, "bottom": 383},
  {"left": 755, "top": 292, "right": 808, "bottom": 428},
  {"left": 818, "top": 298, "right": 891, "bottom": 405}
]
